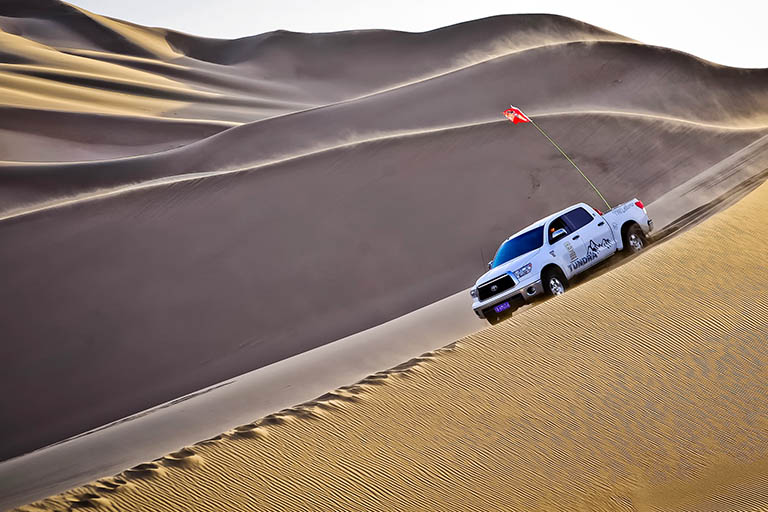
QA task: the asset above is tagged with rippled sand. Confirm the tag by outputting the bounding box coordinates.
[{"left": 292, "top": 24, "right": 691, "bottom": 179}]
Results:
[{"left": 18, "top": 182, "right": 768, "bottom": 510}]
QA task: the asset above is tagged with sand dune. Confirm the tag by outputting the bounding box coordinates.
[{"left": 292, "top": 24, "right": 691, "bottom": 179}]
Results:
[
  {"left": 16, "top": 174, "right": 768, "bottom": 512},
  {"left": 2, "top": 38, "right": 767, "bottom": 210},
  {"left": 2, "top": 0, "right": 768, "bottom": 470},
  {"left": 2, "top": 112, "right": 766, "bottom": 217},
  {"left": 0, "top": 6, "right": 631, "bottom": 123},
  {"left": 0, "top": 106, "right": 234, "bottom": 162},
  {"left": 2, "top": 112, "right": 767, "bottom": 463},
  {"left": 1, "top": 166, "right": 764, "bottom": 508}
]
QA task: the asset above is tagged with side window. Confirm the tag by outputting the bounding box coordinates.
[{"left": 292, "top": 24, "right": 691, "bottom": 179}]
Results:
[
  {"left": 548, "top": 216, "right": 570, "bottom": 244},
  {"left": 564, "top": 207, "right": 593, "bottom": 232}
]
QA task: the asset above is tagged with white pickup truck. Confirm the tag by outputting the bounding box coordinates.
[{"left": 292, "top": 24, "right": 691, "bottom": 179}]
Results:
[{"left": 471, "top": 199, "right": 653, "bottom": 324}]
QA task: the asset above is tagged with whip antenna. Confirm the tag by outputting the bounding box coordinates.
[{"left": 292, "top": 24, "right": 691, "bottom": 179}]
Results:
[{"left": 503, "top": 105, "right": 611, "bottom": 210}]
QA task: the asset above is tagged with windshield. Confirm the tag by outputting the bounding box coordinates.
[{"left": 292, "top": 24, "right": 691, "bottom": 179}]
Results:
[{"left": 491, "top": 226, "right": 544, "bottom": 268}]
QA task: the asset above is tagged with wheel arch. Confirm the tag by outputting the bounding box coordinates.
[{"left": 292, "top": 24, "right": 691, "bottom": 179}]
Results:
[
  {"left": 540, "top": 263, "right": 566, "bottom": 284},
  {"left": 619, "top": 220, "right": 640, "bottom": 251}
]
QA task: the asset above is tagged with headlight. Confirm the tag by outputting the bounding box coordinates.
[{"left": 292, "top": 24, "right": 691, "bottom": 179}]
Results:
[
  {"left": 512, "top": 263, "right": 532, "bottom": 279},
  {"left": 470, "top": 288, "right": 478, "bottom": 298}
]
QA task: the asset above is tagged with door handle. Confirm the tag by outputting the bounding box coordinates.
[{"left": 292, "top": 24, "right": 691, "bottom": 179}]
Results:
[
  {"left": 572, "top": 234, "right": 580, "bottom": 240},
  {"left": 597, "top": 221, "right": 605, "bottom": 227}
]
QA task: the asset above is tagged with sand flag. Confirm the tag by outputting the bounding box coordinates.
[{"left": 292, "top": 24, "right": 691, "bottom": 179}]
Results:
[
  {"left": 503, "top": 106, "right": 531, "bottom": 124},
  {"left": 503, "top": 105, "right": 611, "bottom": 209}
]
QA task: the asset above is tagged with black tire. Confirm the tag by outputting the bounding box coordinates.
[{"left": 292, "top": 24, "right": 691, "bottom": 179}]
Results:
[
  {"left": 542, "top": 267, "right": 567, "bottom": 296},
  {"left": 623, "top": 223, "right": 647, "bottom": 254},
  {"left": 487, "top": 315, "right": 502, "bottom": 326}
]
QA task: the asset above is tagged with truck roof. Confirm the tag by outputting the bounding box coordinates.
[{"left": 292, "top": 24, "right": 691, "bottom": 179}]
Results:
[{"left": 504, "top": 202, "right": 593, "bottom": 241}]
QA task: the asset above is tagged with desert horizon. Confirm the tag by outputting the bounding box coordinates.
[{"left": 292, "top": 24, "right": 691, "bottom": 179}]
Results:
[{"left": 1, "top": 1, "right": 768, "bottom": 510}]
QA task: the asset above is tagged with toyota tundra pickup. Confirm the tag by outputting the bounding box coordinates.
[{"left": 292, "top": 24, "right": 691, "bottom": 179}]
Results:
[{"left": 471, "top": 199, "right": 653, "bottom": 324}]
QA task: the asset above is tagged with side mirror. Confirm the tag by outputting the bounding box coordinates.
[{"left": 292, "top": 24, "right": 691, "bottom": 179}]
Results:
[
  {"left": 487, "top": 261, "right": 493, "bottom": 270},
  {"left": 551, "top": 228, "right": 567, "bottom": 243}
]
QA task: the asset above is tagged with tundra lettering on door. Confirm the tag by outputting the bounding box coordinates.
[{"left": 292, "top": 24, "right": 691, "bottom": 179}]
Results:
[{"left": 569, "top": 237, "right": 613, "bottom": 271}]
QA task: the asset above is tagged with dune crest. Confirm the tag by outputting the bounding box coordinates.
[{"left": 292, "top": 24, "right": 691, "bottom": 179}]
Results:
[
  {"left": 67, "top": 4, "right": 182, "bottom": 60},
  {"left": 2, "top": 110, "right": 768, "bottom": 224},
  {"left": 2, "top": 36, "right": 767, "bottom": 210}
]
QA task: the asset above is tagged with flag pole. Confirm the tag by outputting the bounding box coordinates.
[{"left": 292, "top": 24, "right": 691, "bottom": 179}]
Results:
[
  {"left": 504, "top": 106, "right": 612, "bottom": 210},
  {"left": 526, "top": 117, "right": 611, "bottom": 210}
]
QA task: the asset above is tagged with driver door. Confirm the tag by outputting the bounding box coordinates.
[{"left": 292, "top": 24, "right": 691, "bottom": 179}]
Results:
[
  {"left": 564, "top": 206, "right": 615, "bottom": 270},
  {"left": 547, "top": 214, "right": 587, "bottom": 279}
]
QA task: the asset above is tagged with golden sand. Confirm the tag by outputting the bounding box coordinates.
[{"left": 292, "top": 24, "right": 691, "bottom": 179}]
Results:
[
  {"left": 18, "top": 184, "right": 768, "bottom": 510},
  {"left": 0, "top": 28, "right": 189, "bottom": 117},
  {"left": 0, "top": 30, "right": 177, "bottom": 85},
  {"left": 68, "top": 3, "right": 182, "bottom": 60},
  {"left": 0, "top": 69, "right": 188, "bottom": 117}
]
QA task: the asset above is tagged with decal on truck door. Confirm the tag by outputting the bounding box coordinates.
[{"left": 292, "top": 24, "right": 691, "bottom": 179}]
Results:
[
  {"left": 587, "top": 238, "right": 613, "bottom": 254},
  {"left": 563, "top": 241, "right": 578, "bottom": 261},
  {"left": 567, "top": 238, "right": 613, "bottom": 272},
  {"left": 568, "top": 252, "right": 597, "bottom": 272}
]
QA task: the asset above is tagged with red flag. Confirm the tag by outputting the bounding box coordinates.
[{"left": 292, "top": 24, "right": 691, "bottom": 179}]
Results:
[{"left": 502, "top": 105, "right": 531, "bottom": 124}]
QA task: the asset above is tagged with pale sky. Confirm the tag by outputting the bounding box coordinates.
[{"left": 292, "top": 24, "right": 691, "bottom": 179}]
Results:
[{"left": 70, "top": 0, "right": 766, "bottom": 68}]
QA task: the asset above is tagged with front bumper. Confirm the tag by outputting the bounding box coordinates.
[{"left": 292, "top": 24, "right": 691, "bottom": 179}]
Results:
[{"left": 472, "top": 279, "right": 544, "bottom": 319}]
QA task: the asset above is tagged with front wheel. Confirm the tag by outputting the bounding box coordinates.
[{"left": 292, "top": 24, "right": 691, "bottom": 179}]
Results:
[
  {"left": 543, "top": 268, "right": 567, "bottom": 296},
  {"left": 487, "top": 315, "right": 503, "bottom": 326},
  {"left": 624, "top": 224, "right": 647, "bottom": 254}
]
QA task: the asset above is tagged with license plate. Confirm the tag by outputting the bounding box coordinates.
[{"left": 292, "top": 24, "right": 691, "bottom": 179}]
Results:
[{"left": 493, "top": 301, "right": 511, "bottom": 314}]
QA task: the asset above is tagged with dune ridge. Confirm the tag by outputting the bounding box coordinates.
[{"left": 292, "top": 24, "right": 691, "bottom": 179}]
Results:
[
  {"left": 2, "top": 111, "right": 767, "bottom": 223},
  {"left": 2, "top": 36, "right": 767, "bottom": 212},
  {"left": 0, "top": 6, "right": 632, "bottom": 121},
  {"left": 17, "top": 177, "right": 768, "bottom": 512}
]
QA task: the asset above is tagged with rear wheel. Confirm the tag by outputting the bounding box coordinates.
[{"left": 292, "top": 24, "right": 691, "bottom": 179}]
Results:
[
  {"left": 624, "top": 223, "right": 647, "bottom": 253},
  {"left": 543, "top": 268, "right": 567, "bottom": 296}
]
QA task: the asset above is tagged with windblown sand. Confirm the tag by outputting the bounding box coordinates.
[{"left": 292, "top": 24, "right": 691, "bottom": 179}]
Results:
[{"left": 18, "top": 181, "right": 768, "bottom": 511}]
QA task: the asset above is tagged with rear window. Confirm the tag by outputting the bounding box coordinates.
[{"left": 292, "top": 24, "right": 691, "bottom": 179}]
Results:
[
  {"left": 491, "top": 226, "right": 544, "bottom": 268},
  {"left": 564, "top": 207, "right": 593, "bottom": 231}
]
